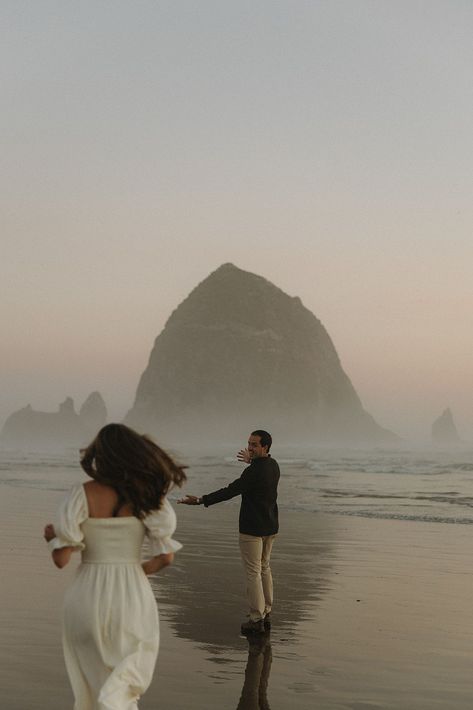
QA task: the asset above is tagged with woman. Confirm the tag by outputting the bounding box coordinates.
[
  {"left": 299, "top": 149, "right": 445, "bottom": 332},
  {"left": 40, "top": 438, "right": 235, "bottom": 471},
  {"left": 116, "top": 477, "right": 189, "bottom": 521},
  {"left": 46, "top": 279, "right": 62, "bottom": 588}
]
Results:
[{"left": 44, "top": 423, "right": 186, "bottom": 710}]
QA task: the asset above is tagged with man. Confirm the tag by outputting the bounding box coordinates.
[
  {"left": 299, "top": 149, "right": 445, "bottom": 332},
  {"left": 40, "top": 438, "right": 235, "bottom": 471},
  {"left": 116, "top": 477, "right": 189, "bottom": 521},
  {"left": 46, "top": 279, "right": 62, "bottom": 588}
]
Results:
[{"left": 178, "top": 430, "right": 280, "bottom": 634}]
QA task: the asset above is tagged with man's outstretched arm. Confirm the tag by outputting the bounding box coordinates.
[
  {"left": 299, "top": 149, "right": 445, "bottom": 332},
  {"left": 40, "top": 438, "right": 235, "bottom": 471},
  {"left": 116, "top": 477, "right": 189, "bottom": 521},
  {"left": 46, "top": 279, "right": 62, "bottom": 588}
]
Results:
[
  {"left": 178, "top": 475, "right": 247, "bottom": 506},
  {"left": 178, "top": 451, "right": 252, "bottom": 507}
]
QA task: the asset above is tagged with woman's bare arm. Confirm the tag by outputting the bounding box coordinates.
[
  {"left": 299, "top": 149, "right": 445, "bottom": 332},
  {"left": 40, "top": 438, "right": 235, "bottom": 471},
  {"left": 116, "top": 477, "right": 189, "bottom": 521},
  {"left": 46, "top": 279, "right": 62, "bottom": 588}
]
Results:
[
  {"left": 44, "top": 523, "right": 74, "bottom": 569},
  {"left": 52, "top": 546, "right": 74, "bottom": 568},
  {"left": 142, "top": 552, "right": 174, "bottom": 575}
]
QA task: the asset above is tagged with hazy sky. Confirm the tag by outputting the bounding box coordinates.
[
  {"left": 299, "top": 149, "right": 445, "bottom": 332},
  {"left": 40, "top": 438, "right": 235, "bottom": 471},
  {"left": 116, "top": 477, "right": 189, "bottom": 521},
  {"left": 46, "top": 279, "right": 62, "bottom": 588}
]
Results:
[{"left": 2, "top": 1, "right": 473, "bottom": 442}]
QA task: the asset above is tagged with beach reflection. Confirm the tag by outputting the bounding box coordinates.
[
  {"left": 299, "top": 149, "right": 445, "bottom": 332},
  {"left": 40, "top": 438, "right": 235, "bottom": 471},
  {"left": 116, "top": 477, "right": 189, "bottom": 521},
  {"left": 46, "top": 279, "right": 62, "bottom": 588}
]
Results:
[
  {"left": 236, "top": 634, "right": 272, "bottom": 710},
  {"left": 151, "top": 504, "right": 335, "bottom": 651}
]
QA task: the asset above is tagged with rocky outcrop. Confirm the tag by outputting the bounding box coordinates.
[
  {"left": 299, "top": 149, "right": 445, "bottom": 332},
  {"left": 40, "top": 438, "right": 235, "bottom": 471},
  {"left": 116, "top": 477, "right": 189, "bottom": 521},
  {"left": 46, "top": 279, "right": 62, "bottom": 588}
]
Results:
[
  {"left": 126, "top": 263, "right": 395, "bottom": 445},
  {"left": 432, "top": 408, "right": 461, "bottom": 445},
  {"left": 79, "top": 391, "right": 108, "bottom": 441},
  {"left": 1, "top": 393, "right": 107, "bottom": 449}
]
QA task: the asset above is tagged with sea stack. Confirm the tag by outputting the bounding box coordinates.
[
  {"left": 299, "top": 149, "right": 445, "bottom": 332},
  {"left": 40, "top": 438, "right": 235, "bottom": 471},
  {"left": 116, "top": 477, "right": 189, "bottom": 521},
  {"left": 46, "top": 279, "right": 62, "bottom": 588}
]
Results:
[
  {"left": 125, "top": 263, "right": 395, "bottom": 445},
  {"left": 79, "top": 391, "right": 108, "bottom": 442},
  {"left": 1, "top": 393, "right": 107, "bottom": 449},
  {"left": 432, "top": 408, "right": 461, "bottom": 445}
]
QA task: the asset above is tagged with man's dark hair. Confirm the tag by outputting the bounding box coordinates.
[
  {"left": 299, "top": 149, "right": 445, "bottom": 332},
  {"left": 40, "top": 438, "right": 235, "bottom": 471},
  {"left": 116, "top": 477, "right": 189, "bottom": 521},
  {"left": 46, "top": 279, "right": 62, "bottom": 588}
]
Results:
[{"left": 251, "top": 430, "right": 272, "bottom": 452}]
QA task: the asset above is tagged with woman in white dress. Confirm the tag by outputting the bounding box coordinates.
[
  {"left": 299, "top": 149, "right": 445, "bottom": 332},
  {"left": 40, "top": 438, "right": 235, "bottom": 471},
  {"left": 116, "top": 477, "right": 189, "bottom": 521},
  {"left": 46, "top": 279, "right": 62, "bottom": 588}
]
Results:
[{"left": 43, "top": 423, "right": 186, "bottom": 710}]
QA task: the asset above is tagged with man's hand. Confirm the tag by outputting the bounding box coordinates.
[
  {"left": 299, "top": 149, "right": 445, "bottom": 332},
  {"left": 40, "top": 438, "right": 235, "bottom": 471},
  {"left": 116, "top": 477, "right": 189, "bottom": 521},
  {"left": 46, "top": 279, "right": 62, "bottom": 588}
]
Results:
[
  {"left": 44, "top": 523, "right": 56, "bottom": 542},
  {"left": 177, "top": 495, "right": 202, "bottom": 505},
  {"left": 237, "top": 448, "right": 251, "bottom": 464}
]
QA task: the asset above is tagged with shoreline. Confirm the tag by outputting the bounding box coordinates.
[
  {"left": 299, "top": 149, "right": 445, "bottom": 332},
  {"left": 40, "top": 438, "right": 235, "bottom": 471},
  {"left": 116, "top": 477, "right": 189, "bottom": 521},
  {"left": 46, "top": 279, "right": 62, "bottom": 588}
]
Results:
[{"left": 1, "top": 485, "right": 472, "bottom": 708}]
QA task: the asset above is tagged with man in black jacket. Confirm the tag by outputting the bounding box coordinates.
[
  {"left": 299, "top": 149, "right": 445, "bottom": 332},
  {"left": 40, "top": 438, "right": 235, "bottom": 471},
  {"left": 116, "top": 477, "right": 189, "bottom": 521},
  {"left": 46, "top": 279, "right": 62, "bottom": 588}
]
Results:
[{"left": 178, "top": 430, "right": 280, "bottom": 634}]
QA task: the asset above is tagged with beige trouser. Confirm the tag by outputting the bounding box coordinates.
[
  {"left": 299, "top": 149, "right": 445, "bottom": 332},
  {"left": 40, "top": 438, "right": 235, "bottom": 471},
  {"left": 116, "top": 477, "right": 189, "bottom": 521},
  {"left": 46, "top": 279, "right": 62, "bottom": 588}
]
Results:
[{"left": 239, "top": 533, "right": 276, "bottom": 622}]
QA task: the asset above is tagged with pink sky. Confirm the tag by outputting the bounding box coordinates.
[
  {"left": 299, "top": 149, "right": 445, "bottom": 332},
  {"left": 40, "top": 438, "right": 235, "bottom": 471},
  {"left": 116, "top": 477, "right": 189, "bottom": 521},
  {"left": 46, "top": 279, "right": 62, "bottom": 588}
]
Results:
[{"left": 2, "top": 2, "right": 473, "bottom": 442}]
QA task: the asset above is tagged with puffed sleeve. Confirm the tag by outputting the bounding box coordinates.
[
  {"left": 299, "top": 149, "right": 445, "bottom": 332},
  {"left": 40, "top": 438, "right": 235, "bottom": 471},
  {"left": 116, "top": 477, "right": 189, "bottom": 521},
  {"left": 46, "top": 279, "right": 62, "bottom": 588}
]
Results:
[
  {"left": 143, "top": 497, "right": 183, "bottom": 556},
  {"left": 48, "top": 484, "right": 88, "bottom": 551}
]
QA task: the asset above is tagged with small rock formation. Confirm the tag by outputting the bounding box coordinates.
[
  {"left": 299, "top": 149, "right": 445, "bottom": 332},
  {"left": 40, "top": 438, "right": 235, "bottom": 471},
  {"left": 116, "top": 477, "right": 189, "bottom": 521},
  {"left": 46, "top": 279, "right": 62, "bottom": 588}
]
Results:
[
  {"left": 432, "top": 408, "right": 461, "bottom": 445},
  {"left": 79, "top": 391, "right": 108, "bottom": 442},
  {"left": 126, "top": 263, "right": 396, "bottom": 445},
  {"left": 1, "top": 393, "right": 107, "bottom": 449}
]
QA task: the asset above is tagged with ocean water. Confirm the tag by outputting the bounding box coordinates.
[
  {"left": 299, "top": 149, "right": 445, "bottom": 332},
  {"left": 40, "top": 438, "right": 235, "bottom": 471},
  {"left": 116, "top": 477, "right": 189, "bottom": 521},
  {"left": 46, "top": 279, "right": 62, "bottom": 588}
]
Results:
[
  {"left": 1, "top": 446, "right": 473, "bottom": 525},
  {"left": 2, "top": 446, "right": 473, "bottom": 709}
]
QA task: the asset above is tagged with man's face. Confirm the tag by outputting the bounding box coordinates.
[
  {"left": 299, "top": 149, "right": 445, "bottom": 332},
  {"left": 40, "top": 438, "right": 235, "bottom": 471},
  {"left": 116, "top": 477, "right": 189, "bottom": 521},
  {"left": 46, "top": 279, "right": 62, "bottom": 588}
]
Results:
[{"left": 247, "top": 434, "right": 268, "bottom": 459}]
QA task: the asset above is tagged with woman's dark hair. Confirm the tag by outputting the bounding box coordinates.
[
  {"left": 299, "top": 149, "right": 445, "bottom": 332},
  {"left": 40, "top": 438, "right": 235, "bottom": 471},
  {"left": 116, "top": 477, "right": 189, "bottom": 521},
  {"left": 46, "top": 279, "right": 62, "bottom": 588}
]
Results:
[{"left": 80, "top": 423, "right": 187, "bottom": 518}]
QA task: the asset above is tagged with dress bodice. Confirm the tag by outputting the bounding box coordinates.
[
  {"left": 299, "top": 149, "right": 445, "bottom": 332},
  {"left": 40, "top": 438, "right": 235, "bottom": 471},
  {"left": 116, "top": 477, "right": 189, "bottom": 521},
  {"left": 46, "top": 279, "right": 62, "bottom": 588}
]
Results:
[
  {"left": 81, "top": 517, "right": 145, "bottom": 564},
  {"left": 50, "top": 483, "right": 182, "bottom": 561}
]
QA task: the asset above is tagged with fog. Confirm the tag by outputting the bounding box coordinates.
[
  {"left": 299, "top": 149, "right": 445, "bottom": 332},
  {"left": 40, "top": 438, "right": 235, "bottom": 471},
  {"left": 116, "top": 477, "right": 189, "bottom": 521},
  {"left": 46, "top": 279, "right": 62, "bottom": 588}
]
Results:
[{"left": 2, "top": 2, "right": 473, "bottom": 446}]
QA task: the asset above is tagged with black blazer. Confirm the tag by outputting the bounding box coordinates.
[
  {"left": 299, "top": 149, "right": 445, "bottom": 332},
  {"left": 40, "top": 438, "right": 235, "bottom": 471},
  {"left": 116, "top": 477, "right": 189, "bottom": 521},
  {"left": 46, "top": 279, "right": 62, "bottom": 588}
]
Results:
[{"left": 202, "top": 456, "right": 280, "bottom": 536}]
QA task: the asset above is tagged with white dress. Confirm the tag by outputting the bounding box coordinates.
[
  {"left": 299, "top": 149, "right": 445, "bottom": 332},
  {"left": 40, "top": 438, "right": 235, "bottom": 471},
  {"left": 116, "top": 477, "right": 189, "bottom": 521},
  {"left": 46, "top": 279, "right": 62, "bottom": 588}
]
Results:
[{"left": 49, "top": 483, "right": 182, "bottom": 710}]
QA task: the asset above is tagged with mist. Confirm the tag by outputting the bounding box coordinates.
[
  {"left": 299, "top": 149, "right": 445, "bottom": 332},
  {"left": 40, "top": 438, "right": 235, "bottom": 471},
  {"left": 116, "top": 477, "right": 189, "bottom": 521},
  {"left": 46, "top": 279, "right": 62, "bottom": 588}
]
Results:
[{"left": 2, "top": 2, "right": 473, "bottom": 447}]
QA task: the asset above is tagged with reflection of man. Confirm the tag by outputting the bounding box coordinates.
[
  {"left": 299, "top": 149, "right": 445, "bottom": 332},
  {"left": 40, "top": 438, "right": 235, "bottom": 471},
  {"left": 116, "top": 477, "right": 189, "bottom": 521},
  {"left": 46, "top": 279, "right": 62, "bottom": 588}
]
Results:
[
  {"left": 237, "top": 636, "right": 272, "bottom": 710},
  {"left": 178, "top": 430, "right": 280, "bottom": 634}
]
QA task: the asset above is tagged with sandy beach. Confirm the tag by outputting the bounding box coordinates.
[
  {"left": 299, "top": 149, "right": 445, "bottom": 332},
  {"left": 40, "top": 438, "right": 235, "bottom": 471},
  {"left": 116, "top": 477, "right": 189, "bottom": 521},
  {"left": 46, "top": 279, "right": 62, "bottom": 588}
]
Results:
[{"left": 1, "top": 478, "right": 472, "bottom": 710}]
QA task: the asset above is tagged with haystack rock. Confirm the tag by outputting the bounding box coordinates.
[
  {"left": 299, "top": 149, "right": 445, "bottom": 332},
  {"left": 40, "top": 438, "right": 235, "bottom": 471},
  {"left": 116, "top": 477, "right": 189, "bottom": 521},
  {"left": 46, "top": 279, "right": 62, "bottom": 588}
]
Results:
[
  {"left": 126, "top": 263, "right": 395, "bottom": 445},
  {"left": 432, "top": 408, "right": 461, "bottom": 445},
  {"left": 1, "top": 393, "right": 107, "bottom": 449}
]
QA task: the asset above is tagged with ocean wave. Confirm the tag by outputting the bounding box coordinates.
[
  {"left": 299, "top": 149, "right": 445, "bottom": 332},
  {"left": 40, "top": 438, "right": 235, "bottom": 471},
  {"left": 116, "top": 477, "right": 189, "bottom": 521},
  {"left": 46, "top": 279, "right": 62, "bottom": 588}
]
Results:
[
  {"left": 449, "top": 462, "right": 473, "bottom": 471},
  {"left": 2, "top": 448, "right": 472, "bottom": 526},
  {"left": 0, "top": 477, "right": 69, "bottom": 491},
  {"left": 282, "top": 502, "right": 473, "bottom": 525}
]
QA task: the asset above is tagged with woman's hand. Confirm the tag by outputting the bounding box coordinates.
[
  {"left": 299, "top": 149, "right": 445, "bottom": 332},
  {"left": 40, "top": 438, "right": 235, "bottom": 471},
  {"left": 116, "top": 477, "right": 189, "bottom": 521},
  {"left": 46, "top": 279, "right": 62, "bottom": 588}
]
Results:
[
  {"left": 142, "top": 552, "right": 174, "bottom": 575},
  {"left": 44, "top": 523, "right": 56, "bottom": 542}
]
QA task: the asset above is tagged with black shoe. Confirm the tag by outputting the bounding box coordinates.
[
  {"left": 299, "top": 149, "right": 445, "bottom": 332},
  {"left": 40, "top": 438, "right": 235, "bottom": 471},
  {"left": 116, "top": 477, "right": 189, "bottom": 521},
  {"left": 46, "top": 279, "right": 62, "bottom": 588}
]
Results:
[
  {"left": 263, "top": 613, "right": 271, "bottom": 630},
  {"left": 241, "top": 619, "right": 265, "bottom": 634}
]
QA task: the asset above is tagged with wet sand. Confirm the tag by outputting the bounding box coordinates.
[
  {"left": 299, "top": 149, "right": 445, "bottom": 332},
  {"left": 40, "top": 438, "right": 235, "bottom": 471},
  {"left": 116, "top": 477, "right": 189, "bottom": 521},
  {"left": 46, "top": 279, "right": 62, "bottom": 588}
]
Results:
[{"left": 1, "top": 484, "right": 472, "bottom": 709}]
